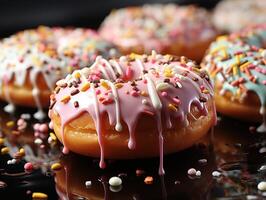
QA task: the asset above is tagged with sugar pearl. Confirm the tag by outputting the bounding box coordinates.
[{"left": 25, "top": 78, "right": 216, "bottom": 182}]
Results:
[{"left": 108, "top": 177, "right": 122, "bottom": 187}]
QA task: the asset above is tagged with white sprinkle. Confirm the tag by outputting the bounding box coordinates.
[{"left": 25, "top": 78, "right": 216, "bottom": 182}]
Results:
[
  {"left": 20, "top": 113, "right": 31, "bottom": 120},
  {"left": 198, "top": 159, "right": 207, "bottom": 164},
  {"left": 34, "top": 138, "right": 43, "bottom": 145},
  {"left": 7, "top": 160, "right": 12, "bottom": 165},
  {"left": 259, "top": 165, "right": 266, "bottom": 171},
  {"left": 48, "top": 137, "right": 53, "bottom": 144},
  {"left": 85, "top": 181, "right": 92, "bottom": 187},
  {"left": 108, "top": 176, "right": 122, "bottom": 187},
  {"left": 258, "top": 181, "right": 266, "bottom": 191},
  {"left": 259, "top": 147, "right": 266, "bottom": 154},
  {"left": 156, "top": 82, "right": 170, "bottom": 91},
  {"left": 142, "top": 99, "right": 148, "bottom": 105},
  {"left": 187, "top": 168, "right": 197, "bottom": 176},
  {"left": 11, "top": 159, "right": 16, "bottom": 164},
  {"left": 261, "top": 50, "right": 266, "bottom": 59},
  {"left": 56, "top": 79, "right": 66, "bottom": 87},
  {"left": 246, "top": 195, "right": 258, "bottom": 200},
  {"left": 212, "top": 171, "right": 222, "bottom": 177},
  {"left": 195, "top": 170, "right": 201, "bottom": 177}
]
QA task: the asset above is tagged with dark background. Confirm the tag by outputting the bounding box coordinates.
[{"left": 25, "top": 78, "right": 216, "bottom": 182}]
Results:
[{"left": 0, "top": 0, "right": 220, "bottom": 37}]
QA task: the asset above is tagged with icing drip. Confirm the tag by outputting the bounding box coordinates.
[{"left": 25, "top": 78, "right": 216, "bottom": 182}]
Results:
[
  {"left": 50, "top": 52, "right": 215, "bottom": 174},
  {"left": 202, "top": 24, "right": 266, "bottom": 132},
  {"left": 0, "top": 26, "right": 119, "bottom": 119},
  {"left": 91, "top": 84, "right": 106, "bottom": 169},
  {"left": 145, "top": 74, "right": 164, "bottom": 174}
]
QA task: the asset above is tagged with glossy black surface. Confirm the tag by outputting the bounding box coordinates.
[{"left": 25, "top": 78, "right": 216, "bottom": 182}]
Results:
[{"left": 0, "top": 103, "right": 266, "bottom": 200}]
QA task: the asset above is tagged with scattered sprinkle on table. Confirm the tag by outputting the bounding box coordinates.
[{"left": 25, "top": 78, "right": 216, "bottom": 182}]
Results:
[
  {"left": 212, "top": 171, "right": 222, "bottom": 177},
  {"left": 109, "top": 176, "right": 122, "bottom": 187},
  {"left": 24, "top": 162, "right": 33, "bottom": 171},
  {"left": 51, "top": 163, "right": 62, "bottom": 171},
  {"left": 85, "top": 181, "right": 92, "bottom": 187},
  {"left": 258, "top": 181, "right": 266, "bottom": 191},
  {"left": 144, "top": 176, "right": 153, "bottom": 184},
  {"left": 32, "top": 192, "right": 48, "bottom": 200}
]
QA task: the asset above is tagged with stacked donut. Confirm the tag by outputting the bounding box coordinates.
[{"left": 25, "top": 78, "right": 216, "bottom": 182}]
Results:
[
  {"left": 0, "top": 26, "right": 119, "bottom": 119},
  {"left": 201, "top": 24, "right": 266, "bottom": 132}
]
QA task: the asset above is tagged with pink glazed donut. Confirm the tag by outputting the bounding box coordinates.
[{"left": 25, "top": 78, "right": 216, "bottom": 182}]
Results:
[
  {"left": 49, "top": 51, "right": 216, "bottom": 174},
  {"left": 99, "top": 4, "right": 217, "bottom": 62}
]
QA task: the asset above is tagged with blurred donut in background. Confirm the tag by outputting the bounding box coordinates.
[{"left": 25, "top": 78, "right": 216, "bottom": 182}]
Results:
[
  {"left": 99, "top": 4, "right": 217, "bottom": 62},
  {"left": 213, "top": 0, "right": 266, "bottom": 33}
]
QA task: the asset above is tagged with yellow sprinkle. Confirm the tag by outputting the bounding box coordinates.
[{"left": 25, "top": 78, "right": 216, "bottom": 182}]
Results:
[
  {"left": 19, "top": 148, "right": 25, "bottom": 156},
  {"left": 60, "top": 95, "right": 71, "bottom": 104},
  {"left": 1, "top": 147, "right": 9, "bottom": 154},
  {"left": 210, "top": 46, "right": 226, "bottom": 54},
  {"left": 50, "top": 132, "right": 57, "bottom": 141},
  {"left": 0, "top": 138, "right": 4, "bottom": 146},
  {"left": 129, "top": 53, "right": 142, "bottom": 60},
  {"left": 233, "top": 66, "right": 238, "bottom": 76},
  {"left": 240, "top": 62, "right": 250, "bottom": 71},
  {"left": 100, "top": 80, "right": 110, "bottom": 90},
  {"left": 141, "top": 91, "right": 148, "bottom": 96},
  {"left": 222, "top": 49, "right": 228, "bottom": 58},
  {"left": 51, "top": 163, "right": 62, "bottom": 171},
  {"left": 32, "top": 192, "right": 48, "bottom": 200},
  {"left": 6, "top": 121, "right": 15, "bottom": 128},
  {"left": 192, "top": 67, "right": 201, "bottom": 73},
  {"left": 164, "top": 54, "right": 173, "bottom": 61},
  {"left": 217, "top": 35, "right": 227, "bottom": 41},
  {"left": 115, "top": 83, "right": 123, "bottom": 89},
  {"left": 74, "top": 72, "right": 81, "bottom": 79},
  {"left": 67, "top": 66, "right": 73, "bottom": 73},
  {"left": 80, "top": 82, "right": 90, "bottom": 92},
  {"left": 235, "top": 55, "right": 241, "bottom": 65},
  {"left": 168, "top": 104, "right": 177, "bottom": 112},
  {"left": 202, "top": 89, "right": 210, "bottom": 94}
]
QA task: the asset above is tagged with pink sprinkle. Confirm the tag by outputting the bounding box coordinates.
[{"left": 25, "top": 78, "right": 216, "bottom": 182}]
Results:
[
  {"left": 62, "top": 147, "right": 69, "bottom": 154},
  {"left": 49, "top": 121, "right": 53, "bottom": 129},
  {"left": 187, "top": 168, "right": 197, "bottom": 176},
  {"left": 131, "top": 91, "right": 139, "bottom": 97},
  {"left": 126, "top": 67, "right": 133, "bottom": 79},
  {"left": 96, "top": 89, "right": 101, "bottom": 95},
  {"left": 200, "top": 85, "right": 205, "bottom": 91},
  {"left": 263, "top": 80, "right": 266, "bottom": 85},
  {"left": 33, "top": 123, "right": 40, "bottom": 131},
  {"left": 17, "top": 119, "right": 25, "bottom": 126},
  {"left": 39, "top": 124, "right": 48, "bottom": 133},
  {"left": 161, "top": 91, "right": 168, "bottom": 97},
  {"left": 173, "top": 97, "right": 181, "bottom": 105},
  {"left": 24, "top": 162, "right": 33, "bottom": 171},
  {"left": 34, "top": 132, "right": 40, "bottom": 137},
  {"left": 143, "top": 79, "right": 147, "bottom": 84},
  {"left": 255, "top": 67, "right": 262, "bottom": 73}
]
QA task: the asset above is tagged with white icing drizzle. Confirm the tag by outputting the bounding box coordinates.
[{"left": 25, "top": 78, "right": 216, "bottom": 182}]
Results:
[
  {"left": 107, "top": 80, "right": 122, "bottom": 132},
  {"left": 102, "top": 59, "right": 117, "bottom": 80},
  {"left": 144, "top": 74, "right": 164, "bottom": 175},
  {"left": 110, "top": 60, "right": 123, "bottom": 76}
]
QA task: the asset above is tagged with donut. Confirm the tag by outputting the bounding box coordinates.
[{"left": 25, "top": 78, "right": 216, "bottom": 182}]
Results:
[
  {"left": 0, "top": 26, "right": 119, "bottom": 120},
  {"left": 99, "top": 4, "right": 217, "bottom": 62},
  {"left": 213, "top": 0, "right": 266, "bottom": 33},
  {"left": 49, "top": 51, "right": 216, "bottom": 174},
  {"left": 201, "top": 24, "right": 266, "bottom": 132}
]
